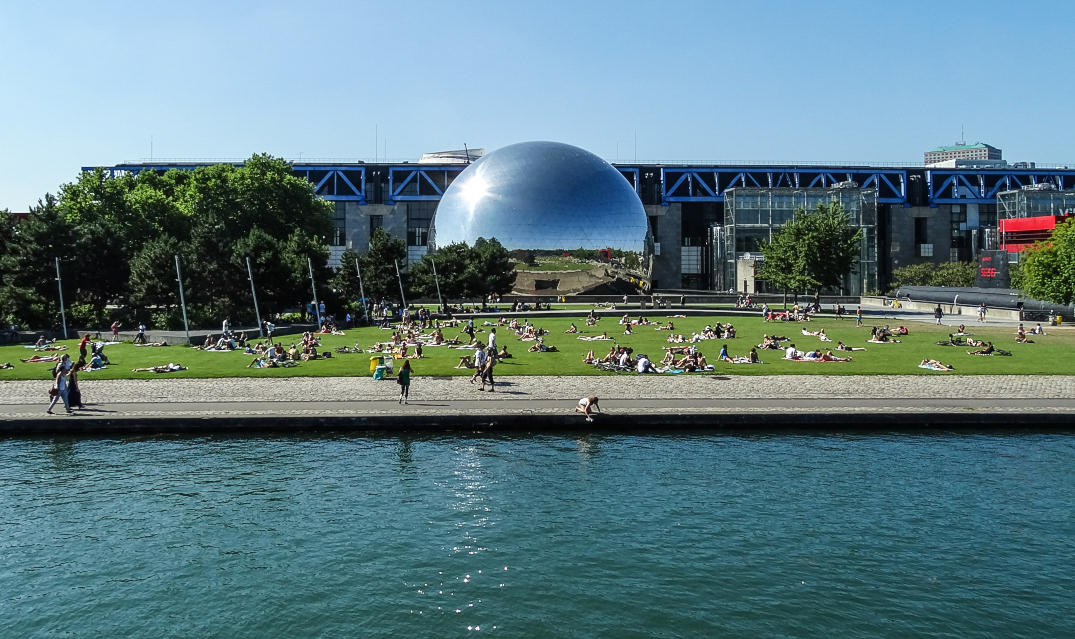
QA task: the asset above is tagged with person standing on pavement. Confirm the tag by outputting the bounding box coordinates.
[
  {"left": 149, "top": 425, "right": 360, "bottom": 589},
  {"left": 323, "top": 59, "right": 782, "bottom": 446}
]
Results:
[
  {"left": 397, "top": 359, "right": 412, "bottom": 404},
  {"left": 478, "top": 346, "right": 496, "bottom": 392},
  {"left": 47, "top": 358, "right": 71, "bottom": 414},
  {"left": 134, "top": 322, "right": 147, "bottom": 344},
  {"left": 487, "top": 328, "right": 497, "bottom": 355},
  {"left": 68, "top": 359, "right": 85, "bottom": 410},
  {"left": 934, "top": 304, "right": 943, "bottom": 325},
  {"left": 856, "top": 306, "right": 863, "bottom": 327},
  {"left": 79, "top": 333, "right": 91, "bottom": 360}
]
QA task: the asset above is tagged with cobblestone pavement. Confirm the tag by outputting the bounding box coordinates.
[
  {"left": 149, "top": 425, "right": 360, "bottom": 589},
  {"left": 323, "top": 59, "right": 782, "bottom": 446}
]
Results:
[{"left": 2, "top": 375, "right": 1073, "bottom": 406}]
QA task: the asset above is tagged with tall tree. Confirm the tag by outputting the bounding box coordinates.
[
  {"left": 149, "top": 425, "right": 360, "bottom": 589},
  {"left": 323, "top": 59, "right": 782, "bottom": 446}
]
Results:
[
  {"left": 758, "top": 202, "right": 863, "bottom": 304},
  {"left": 1020, "top": 218, "right": 1075, "bottom": 305},
  {"left": 359, "top": 228, "right": 408, "bottom": 304},
  {"left": 471, "top": 237, "right": 515, "bottom": 298}
]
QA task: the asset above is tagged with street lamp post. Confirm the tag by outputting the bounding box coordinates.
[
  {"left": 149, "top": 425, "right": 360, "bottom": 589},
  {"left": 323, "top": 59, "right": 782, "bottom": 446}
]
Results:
[
  {"left": 246, "top": 256, "right": 263, "bottom": 337},
  {"left": 174, "top": 255, "right": 190, "bottom": 345},
  {"left": 54, "top": 257, "right": 68, "bottom": 340}
]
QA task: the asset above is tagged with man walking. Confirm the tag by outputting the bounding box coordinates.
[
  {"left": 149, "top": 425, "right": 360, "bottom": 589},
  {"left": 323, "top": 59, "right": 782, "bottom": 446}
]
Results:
[
  {"left": 856, "top": 306, "right": 863, "bottom": 327},
  {"left": 934, "top": 304, "right": 944, "bottom": 325},
  {"left": 478, "top": 346, "right": 496, "bottom": 392}
]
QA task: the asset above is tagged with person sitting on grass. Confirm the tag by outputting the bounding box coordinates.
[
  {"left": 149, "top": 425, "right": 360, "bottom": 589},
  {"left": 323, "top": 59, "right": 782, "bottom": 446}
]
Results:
[
  {"left": 623, "top": 324, "right": 633, "bottom": 335},
  {"left": 655, "top": 321, "right": 674, "bottom": 331},
  {"left": 455, "top": 354, "right": 473, "bottom": 369},
  {"left": 730, "top": 347, "right": 760, "bottom": 364},
  {"left": 636, "top": 353, "right": 658, "bottom": 374},
  {"left": 784, "top": 343, "right": 803, "bottom": 360},
  {"left": 565, "top": 323, "right": 578, "bottom": 334},
  {"left": 1029, "top": 323, "right": 1046, "bottom": 335},
  {"left": 717, "top": 344, "right": 732, "bottom": 362},
  {"left": 969, "top": 341, "right": 995, "bottom": 355},
  {"left": 1015, "top": 328, "right": 1033, "bottom": 344},
  {"left": 497, "top": 345, "right": 511, "bottom": 359}
]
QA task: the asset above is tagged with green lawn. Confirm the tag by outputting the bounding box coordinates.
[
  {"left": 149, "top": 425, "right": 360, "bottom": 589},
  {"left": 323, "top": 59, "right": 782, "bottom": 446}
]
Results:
[{"left": 1, "top": 314, "right": 1071, "bottom": 381}]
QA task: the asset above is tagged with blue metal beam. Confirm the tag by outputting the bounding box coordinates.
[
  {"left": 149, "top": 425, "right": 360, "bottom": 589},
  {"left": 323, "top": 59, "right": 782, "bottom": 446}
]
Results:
[
  {"left": 387, "top": 166, "right": 465, "bottom": 203},
  {"left": 660, "top": 167, "right": 909, "bottom": 205},
  {"left": 926, "top": 168, "right": 1074, "bottom": 206}
]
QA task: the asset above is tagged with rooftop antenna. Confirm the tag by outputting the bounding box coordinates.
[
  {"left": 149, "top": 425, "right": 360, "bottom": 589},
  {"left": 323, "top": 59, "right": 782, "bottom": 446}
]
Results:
[
  {"left": 463, "top": 143, "right": 471, "bottom": 164},
  {"left": 960, "top": 124, "right": 966, "bottom": 146}
]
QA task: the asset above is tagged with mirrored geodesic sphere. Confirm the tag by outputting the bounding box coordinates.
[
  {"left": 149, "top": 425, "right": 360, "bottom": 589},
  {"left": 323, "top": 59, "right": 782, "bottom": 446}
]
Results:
[{"left": 430, "top": 141, "right": 651, "bottom": 294}]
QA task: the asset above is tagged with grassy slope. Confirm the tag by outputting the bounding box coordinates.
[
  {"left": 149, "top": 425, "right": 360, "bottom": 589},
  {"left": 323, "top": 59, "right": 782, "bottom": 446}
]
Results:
[{"left": 0, "top": 314, "right": 1071, "bottom": 381}]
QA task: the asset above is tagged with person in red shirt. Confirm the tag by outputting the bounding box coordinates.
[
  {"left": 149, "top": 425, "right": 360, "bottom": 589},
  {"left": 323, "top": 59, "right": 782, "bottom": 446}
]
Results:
[{"left": 79, "top": 334, "right": 91, "bottom": 360}]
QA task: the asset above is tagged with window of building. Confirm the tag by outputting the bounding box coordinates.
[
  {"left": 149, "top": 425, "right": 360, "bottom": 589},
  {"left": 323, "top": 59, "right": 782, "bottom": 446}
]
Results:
[
  {"left": 332, "top": 202, "right": 347, "bottom": 246},
  {"left": 913, "top": 217, "right": 928, "bottom": 246}
]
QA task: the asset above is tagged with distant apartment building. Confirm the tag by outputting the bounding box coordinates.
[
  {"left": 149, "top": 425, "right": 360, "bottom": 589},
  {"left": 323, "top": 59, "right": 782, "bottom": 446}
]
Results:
[{"left": 925, "top": 142, "right": 1002, "bottom": 166}]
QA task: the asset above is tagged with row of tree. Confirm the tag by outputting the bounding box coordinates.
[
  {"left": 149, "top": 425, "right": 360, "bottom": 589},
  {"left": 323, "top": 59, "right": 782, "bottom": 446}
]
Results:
[
  {"left": 329, "top": 230, "right": 515, "bottom": 313},
  {"left": 0, "top": 155, "right": 518, "bottom": 330}
]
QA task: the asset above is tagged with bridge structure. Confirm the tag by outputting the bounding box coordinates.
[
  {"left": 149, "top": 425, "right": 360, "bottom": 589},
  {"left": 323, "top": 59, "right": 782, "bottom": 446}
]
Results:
[{"left": 86, "top": 161, "right": 1075, "bottom": 209}]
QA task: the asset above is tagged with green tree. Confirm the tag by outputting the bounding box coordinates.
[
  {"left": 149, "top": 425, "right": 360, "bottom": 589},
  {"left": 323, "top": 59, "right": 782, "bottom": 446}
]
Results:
[
  {"left": 359, "top": 227, "right": 407, "bottom": 304},
  {"left": 472, "top": 237, "right": 515, "bottom": 298},
  {"left": 1020, "top": 218, "right": 1075, "bottom": 305},
  {"left": 758, "top": 202, "right": 863, "bottom": 304}
]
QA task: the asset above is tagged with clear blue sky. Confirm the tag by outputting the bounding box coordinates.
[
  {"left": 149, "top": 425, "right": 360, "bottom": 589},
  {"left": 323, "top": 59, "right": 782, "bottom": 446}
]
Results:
[{"left": 2, "top": 0, "right": 1072, "bottom": 211}]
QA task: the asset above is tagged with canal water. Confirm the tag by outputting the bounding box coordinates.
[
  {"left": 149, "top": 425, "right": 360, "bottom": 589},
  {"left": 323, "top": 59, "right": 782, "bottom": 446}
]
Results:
[{"left": 1, "top": 432, "right": 1071, "bottom": 637}]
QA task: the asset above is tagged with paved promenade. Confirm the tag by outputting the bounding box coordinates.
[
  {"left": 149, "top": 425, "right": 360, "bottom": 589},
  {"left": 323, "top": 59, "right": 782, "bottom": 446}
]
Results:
[{"left": 2, "top": 375, "right": 1073, "bottom": 434}]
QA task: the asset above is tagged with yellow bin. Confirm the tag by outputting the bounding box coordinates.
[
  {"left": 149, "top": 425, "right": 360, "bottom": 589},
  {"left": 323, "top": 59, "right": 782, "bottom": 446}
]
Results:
[{"left": 369, "top": 355, "right": 384, "bottom": 372}]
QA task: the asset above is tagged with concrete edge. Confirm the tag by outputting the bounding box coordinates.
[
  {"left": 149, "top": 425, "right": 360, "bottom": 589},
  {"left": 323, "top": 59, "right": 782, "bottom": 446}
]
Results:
[{"left": 2, "top": 411, "right": 1072, "bottom": 436}]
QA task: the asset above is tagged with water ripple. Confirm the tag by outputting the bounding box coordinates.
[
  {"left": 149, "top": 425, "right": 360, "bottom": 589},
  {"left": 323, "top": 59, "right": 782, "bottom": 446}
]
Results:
[{"left": 0, "top": 432, "right": 1072, "bottom": 637}]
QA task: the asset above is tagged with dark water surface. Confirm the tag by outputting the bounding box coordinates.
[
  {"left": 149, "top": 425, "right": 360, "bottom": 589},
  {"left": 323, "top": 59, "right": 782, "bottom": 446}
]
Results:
[{"left": 1, "top": 432, "right": 1072, "bottom": 637}]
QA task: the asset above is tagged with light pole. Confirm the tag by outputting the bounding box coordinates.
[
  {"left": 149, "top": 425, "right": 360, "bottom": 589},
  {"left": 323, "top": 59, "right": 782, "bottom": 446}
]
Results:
[
  {"left": 174, "top": 255, "right": 190, "bottom": 345},
  {"left": 431, "top": 258, "right": 444, "bottom": 310},
  {"left": 307, "top": 257, "right": 321, "bottom": 326},
  {"left": 246, "top": 256, "right": 263, "bottom": 337},
  {"left": 354, "top": 257, "right": 369, "bottom": 325},
  {"left": 54, "top": 257, "right": 68, "bottom": 339},
  {"left": 394, "top": 259, "right": 408, "bottom": 314}
]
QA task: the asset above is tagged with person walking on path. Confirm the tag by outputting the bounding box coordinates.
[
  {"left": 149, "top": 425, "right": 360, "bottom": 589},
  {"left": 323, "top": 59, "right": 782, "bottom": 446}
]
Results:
[
  {"left": 110, "top": 320, "right": 121, "bottom": 341},
  {"left": 487, "top": 328, "right": 497, "bottom": 355},
  {"left": 47, "top": 359, "right": 71, "bottom": 414},
  {"left": 134, "top": 322, "right": 147, "bottom": 344},
  {"left": 856, "top": 306, "right": 863, "bottom": 326},
  {"left": 478, "top": 346, "right": 496, "bottom": 392},
  {"left": 934, "top": 304, "right": 944, "bottom": 325},
  {"left": 79, "top": 333, "right": 91, "bottom": 360},
  {"left": 470, "top": 345, "right": 488, "bottom": 384},
  {"left": 977, "top": 303, "right": 987, "bottom": 323},
  {"left": 68, "top": 359, "right": 85, "bottom": 410},
  {"left": 575, "top": 396, "right": 600, "bottom": 422},
  {"left": 397, "top": 360, "right": 412, "bottom": 404}
]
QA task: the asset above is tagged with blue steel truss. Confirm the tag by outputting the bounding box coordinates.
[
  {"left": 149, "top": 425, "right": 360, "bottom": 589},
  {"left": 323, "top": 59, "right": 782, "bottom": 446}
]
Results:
[
  {"left": 926, "top": 168, "right": 1075, "bottom": 206},
  {"left": 387, "top": 166, "right": 466, "bottom": 203},
  {"left": 292, "top": 165, "right": 366, "bottom": 202},
  {"left": 660, "top": 167, "right": 909, "bottom": 205},
  {"left": 83, "top": 163, "right": 367, "bottom": 202}
]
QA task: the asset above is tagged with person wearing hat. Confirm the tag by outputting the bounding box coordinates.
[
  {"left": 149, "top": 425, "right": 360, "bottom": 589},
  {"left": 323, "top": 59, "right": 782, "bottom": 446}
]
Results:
[{"left": 575, "top": 396, "right": 600, "bottom": 422}]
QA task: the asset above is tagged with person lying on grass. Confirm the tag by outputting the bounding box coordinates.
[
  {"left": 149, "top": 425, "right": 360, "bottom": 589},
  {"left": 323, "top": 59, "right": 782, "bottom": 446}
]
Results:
[
  {"left": 834, "top": 341, "right": 867, "bottom": 351},
  {"left": 919, "top": 359, "right": 954, "bottom": 371},
  {"left": 527, "top": 339, "right": 559, "bottom": 353},
  {"left": 132, "top": 363, "right": 187, "bottom": 373}
]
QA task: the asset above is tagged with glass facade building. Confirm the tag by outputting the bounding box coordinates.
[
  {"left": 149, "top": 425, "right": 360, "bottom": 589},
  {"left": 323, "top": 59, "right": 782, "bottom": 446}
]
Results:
[{"left": 722, "top": 187, "right": 878, "bottom": 295}]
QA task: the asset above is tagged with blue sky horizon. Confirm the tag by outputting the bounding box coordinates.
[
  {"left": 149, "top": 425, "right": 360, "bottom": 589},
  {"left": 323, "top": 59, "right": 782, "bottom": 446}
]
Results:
[{"left": 2, "top": 0, "right": 1073, "bottom": 210}]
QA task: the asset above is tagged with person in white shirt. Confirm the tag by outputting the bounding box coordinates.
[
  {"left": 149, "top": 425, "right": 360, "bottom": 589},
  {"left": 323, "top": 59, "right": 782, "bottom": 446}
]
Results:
[
  {"left": 784, "top": 344, "right": 801, "bottom": 360},
  {"left": 470, "top": 347, "right": 487, "bottom": 384},
  {"left": 487, "top": 328, "right": 497, "bottom": 351}
]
